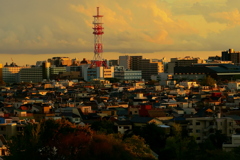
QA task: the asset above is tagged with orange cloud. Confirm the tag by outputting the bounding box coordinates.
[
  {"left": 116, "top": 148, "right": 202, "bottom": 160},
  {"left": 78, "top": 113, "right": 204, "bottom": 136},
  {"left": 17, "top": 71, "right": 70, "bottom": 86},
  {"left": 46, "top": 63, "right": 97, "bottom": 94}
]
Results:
[{"left": 210, "top": 9, "right": 240, "bottom": 26}]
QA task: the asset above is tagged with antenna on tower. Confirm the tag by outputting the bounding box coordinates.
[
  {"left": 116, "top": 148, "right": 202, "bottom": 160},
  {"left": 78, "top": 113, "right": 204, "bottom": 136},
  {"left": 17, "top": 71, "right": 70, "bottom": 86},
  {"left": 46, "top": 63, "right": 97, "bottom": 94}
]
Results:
[{"left": 90, "top": 7, "right": 108, "bottom": 68}]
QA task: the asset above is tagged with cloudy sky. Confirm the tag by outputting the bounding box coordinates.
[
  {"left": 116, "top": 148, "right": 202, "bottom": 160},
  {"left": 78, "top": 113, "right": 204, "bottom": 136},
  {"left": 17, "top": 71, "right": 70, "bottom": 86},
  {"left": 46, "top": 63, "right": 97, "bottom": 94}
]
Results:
[{"left": 0, "top": 0, "right": 239, "bottom": 65}]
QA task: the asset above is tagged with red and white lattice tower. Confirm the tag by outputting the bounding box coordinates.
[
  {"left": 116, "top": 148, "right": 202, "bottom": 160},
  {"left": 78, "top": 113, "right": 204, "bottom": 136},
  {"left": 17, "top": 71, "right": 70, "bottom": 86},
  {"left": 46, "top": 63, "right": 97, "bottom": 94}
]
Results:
[{"left": 90, "top": 7, "right": 108, "bottom": 68}]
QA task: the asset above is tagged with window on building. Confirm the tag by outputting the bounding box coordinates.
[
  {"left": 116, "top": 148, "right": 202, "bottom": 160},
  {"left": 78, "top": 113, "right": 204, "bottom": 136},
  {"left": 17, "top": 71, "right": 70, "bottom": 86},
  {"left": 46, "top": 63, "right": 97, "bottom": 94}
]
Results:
[
  {"left": 84, "top": 108, "right": 89, "bottom": 113},
  {"left": 196, "top": 122, "right": 200, "bottom": 125},
  {"left": 2, "top": 149, "right": 6, "bottom": 156},
  {"left": 196, "top": 137, "right": 201, "bottom": 140},
  {"left": 111, "top": 111, "right": 114, "bottom": 115},
  {"left": 17, "top": 127, "right": 24, "bottom": 131},
  {"left": 0, "top": 127, "right": 5, "bottom": 131},
  {"left": 124, "top": 126, "right": 130, "bottom": 130},
  {"left": 196, "top": 129, "right": 201, "bottom": 133}
]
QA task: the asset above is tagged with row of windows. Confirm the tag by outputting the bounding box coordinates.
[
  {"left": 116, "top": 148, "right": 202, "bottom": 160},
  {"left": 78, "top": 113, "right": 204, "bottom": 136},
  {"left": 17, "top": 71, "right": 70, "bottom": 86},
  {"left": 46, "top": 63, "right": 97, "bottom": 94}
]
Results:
[
  {"left": 125, "top": 73, "right": 141, "bottom": 75},
  {"left": 20, "top": 75, "right": 42, "bottom": 77}
]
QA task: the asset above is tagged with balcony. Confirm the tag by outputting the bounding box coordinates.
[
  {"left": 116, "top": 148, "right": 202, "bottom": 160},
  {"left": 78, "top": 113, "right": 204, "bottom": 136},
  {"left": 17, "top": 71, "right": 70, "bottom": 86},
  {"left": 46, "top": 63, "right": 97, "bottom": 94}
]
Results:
[
  {"left": 203, "top": 133, "right": 215, "bottom": 139},
  {"left": 188, "top": 125, "right": 193, "bottom": 129},
  {"left": 203, "top": 125, "right": 216, "bottom": 132},
  {"left": 189, "top": 133, "right": 194, "bottom": 136}
]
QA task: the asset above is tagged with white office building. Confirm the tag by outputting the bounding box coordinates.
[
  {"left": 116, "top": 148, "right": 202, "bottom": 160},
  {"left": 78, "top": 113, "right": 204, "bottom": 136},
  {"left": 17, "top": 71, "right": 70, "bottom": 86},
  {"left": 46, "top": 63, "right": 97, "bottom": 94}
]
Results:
[
  {"left": 114, "top": 66, "right": 142, "bottom": 81},
  {"left": 83, "top": 66, "right": 114, "bottom": 81}
]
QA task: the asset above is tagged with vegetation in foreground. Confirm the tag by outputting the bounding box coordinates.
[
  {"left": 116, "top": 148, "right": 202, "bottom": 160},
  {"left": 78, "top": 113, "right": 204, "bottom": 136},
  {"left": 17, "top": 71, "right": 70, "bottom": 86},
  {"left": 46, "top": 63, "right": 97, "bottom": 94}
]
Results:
[
  {"left": 5, "top": 119, "right": 240, "bottom": 160},
  {"left": 5, "top": 119, "right": 155, "bottom": 160}
]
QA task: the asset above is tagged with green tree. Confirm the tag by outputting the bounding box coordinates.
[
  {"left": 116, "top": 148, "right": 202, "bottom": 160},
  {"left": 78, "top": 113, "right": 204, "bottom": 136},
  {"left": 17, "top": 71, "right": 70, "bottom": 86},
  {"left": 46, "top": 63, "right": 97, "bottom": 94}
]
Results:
[
  {"left": 91, "top": 120, "right": 116, "bottom": 134},
  {"left": 124, "top": 135, "right": 156, "bottom": 160},
  {"left": 130, "top": 123, "right": 166, "bottom": 154},
  {"left": 161, "top": 123, "right": 199, "bottom": 160},
  {"left": 231, "top": 146, "right": 240, "bottom": 159},
  {"left": 208, "top": 130, "right": 228, "bottom": 149},
  {"left": 201, "top": 76, "right": 216, "bottom": 87}
]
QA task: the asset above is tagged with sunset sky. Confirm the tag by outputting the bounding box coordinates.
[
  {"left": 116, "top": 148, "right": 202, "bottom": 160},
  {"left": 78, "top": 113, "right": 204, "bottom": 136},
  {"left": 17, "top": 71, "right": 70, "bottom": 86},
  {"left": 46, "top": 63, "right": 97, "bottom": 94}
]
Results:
[{"left": 0, "top": 0, "right": 239, "bottom": 65}]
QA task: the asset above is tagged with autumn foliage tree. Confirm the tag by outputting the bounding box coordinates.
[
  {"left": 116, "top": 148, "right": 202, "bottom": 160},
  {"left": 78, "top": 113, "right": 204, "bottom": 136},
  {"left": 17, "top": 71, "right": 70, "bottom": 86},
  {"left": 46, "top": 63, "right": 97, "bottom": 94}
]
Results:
[
  {"left": 6, "top": 119, "right": 156, "bottom": 160},
  {"left": 6, "top": 119, "right": 92, "bottom": 160},
  {"left": 200, "top": 76, "right": 216, "bottom": 87}
]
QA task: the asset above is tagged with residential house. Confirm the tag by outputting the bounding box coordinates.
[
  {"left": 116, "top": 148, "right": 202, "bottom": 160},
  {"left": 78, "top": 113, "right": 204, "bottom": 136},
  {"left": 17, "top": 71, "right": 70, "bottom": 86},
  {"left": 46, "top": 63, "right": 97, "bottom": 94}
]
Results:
[
  {"left": 228, "top": 81, "right": 240, "bottom": 90},
  {"left": 114, "top": 120, "right": 132, "bottom": 134},
  {"left": 130, "top": 116, "right": 163, "bottom": 127},
  {"left": 0, "top": 123, "right": 17, "bottom": 139},
  {"left": 0, "top": 134, "right": 8, "bottom": 156},
  {"left": 223, "top": 134, "right": 240, "bottom": 151},
  {"left": 133, "top": 93, "right": 148, "bottom": 105}
]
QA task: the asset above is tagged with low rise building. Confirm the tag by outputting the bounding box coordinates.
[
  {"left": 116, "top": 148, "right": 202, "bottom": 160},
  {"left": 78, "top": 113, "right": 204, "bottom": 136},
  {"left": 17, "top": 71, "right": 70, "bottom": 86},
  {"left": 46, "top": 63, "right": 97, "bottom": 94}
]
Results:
[
  {"left": 114, "top": 66, "right": 142, "bottom": 81},
  {"left": 83, "top": 66, "right": 114, "bottom": 81},
  {"left": 187, "top": 116, "right": 239, "bottom": 143},
  {"left": 228, "top": 81, "right": 240, "bottom": 90},
  {"left": 223, "top": 134, "right": 240, "bottom": 151}
]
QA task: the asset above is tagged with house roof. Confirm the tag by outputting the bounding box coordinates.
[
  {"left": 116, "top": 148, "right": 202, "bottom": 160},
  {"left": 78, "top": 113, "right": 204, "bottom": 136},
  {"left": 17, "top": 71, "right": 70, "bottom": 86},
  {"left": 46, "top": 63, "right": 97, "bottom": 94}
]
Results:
[
  {"left": 174, "top": 107, "right": 184, "bottom": 111},
  {"left": 195, "top": 107, "right": 214, "bottom": 117},
  {"left": 225, "top": 115, "right": 240, "bottom": 121},
  {"left": 61, "top": 112, "right": 80, "bottom": 118},
  {"left": 148, "top": 110, "right": 166, "bottom": 117},
  {"left": 3, "top": 107, "right": 15, "bottom": 113},
  {"left": 117, "top": 110, "right": 128, "bottom": 116},
  {"left": 130, "top": 116, "right": 153, "bottom": 123},
  {"left": 115, "top": 120, "right": 132, "bottom": 125}
]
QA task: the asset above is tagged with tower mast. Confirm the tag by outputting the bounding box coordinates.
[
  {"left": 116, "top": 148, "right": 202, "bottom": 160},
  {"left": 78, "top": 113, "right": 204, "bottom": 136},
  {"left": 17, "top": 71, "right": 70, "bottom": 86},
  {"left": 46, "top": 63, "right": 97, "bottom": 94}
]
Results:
[{"left": 91, "top": 7, "right": 107, "bottom": 68}]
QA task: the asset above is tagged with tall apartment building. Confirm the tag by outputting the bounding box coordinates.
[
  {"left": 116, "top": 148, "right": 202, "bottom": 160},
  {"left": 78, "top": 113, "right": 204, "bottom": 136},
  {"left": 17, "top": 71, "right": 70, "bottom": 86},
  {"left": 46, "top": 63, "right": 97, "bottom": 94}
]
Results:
[
  {"left": 130, "top": 56, "right": 142, "bottom": 70},
  {"left": 168, "top": 56, "right": 204, "bottom": 73},
  {"left": 119, "top": 55, "right": 131, "bottom": 69},
  {"left": 153, "top": 57, "right": 168, "bottom": 72},
  {"left": 119, "top": 55, "right": 143, "bottom": 70},
  {"left": 222, "top": 49, "right": 240, "bottom": 65},
  {"left": 109, "top": 59, "right": 118, "bottom": 66},
  {"left": 119, "top": 56, "right": 163, "bottom": 80},
  {"left": 140, "top": 59, "right": 159, "bottom": 80}
]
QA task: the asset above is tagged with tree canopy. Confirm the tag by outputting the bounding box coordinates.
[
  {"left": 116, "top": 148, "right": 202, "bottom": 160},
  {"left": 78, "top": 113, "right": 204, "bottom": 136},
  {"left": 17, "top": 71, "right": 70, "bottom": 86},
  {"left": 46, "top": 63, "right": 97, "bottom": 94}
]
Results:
[
  {"left": 201, "top": 76, "right": 216, "bottom": 87},
  {"left": 6, "top": 119, "right": 156, "bottom": 160}
]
